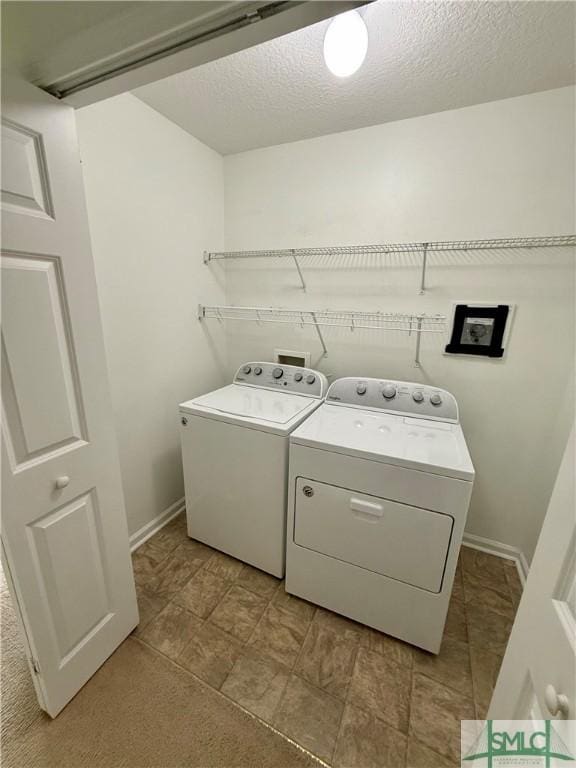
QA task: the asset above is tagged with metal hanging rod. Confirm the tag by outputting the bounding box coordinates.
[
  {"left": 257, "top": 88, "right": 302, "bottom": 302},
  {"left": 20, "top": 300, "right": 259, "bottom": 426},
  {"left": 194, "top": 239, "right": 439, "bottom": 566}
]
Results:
[
  {"left": 203, "top": 235, "right": 575, "bottom": 295},
  {"left": 198, "top": 305, "right": 447, "bottom": 367}
]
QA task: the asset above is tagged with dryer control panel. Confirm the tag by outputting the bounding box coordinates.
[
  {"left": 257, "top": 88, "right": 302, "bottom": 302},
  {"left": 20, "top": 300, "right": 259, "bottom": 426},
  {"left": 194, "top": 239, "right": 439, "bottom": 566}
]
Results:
[
  {"left": 234, "top": 362, "right": 327, "bottom": 399},
  {"left": 325, "top": 378, "right": 459, "bottom": 422}
]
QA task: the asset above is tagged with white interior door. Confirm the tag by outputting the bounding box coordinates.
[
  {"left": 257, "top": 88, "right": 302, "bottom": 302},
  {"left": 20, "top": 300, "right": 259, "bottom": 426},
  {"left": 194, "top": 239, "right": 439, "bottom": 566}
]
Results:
[
  {"left": 489, "top": 424, "right": 575, "bottom": 720},
  {"left": 1, "top": 76, "right": 138, "bottom": 717}
]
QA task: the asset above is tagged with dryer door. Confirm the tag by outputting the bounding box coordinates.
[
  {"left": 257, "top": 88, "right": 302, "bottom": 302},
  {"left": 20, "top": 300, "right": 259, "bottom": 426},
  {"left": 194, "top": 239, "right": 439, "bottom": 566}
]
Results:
[{"left": 293, "top": 478, "right": 453, "bottom": 593}]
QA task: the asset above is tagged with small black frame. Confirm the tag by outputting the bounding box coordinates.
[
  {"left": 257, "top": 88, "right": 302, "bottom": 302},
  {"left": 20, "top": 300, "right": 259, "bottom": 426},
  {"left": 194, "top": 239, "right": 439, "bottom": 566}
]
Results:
[{"left": 445, "top": 304, "right": 510, "bottom": 358}]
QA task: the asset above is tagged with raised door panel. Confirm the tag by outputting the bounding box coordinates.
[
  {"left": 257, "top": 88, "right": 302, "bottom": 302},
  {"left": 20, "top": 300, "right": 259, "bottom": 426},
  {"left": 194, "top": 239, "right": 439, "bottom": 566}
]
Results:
[
  {"left": 1, "top": 120, "right": 53, "bottom": 219},
  {"left": 28, "top": 491, "right": 112, "bottom": 665},
  {"left": 1, "top": 253, "right": 87, "bottom": 470}
]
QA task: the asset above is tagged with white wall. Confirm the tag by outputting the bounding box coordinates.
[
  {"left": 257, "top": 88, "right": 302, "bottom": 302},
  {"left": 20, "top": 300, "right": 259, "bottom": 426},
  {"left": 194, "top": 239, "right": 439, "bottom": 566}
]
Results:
[
  {"left": 77, "top": 93, "right": 226, "bottom": 537},
  {"left": 223, "top": 86, "right": 576, "bottom": 564}
]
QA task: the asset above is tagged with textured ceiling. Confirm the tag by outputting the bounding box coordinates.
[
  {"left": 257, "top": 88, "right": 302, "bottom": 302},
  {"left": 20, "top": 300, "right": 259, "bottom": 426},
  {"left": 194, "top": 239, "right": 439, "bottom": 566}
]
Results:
[{"left": 134, "top": 0, "right": 575, "bottom": 155}]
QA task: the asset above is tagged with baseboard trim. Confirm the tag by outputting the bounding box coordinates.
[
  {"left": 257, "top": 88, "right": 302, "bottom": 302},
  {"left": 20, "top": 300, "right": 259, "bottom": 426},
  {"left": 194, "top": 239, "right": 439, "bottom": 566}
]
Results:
[
  {"left": 129, "top": 497, "right": 185, "bottom": 553},
  {"left": 462, "top": 532, "right": 529, "bottom": 585},
  {"left": 128, "top": 500, "right": 530, "bottom": 585}
]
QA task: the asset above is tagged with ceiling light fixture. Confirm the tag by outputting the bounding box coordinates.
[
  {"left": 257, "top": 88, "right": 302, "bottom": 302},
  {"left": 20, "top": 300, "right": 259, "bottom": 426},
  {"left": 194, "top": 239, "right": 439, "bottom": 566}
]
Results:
[{"left": 323, "top": 9, "right": 368, "bottom": 78}]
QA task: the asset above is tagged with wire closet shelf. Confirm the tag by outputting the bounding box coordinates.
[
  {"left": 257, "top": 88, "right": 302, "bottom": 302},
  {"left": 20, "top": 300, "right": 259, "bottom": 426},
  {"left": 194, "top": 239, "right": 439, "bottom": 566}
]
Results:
[
  {"left": 198, "top": 305, "right": 447, "bottom": 367},
  {"left": 200, "top": 234, "right": 574, "bottom": 366},
  {"left": 204, "top": 234, "right": 576, "bottom": 293},
  {"left": 205, "top": 235, "right": 576, "bottom": 260}
]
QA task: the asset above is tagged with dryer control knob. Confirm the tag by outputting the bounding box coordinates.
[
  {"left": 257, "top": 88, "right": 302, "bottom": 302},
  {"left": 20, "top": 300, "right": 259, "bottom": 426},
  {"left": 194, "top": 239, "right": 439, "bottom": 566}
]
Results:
[
  {"left": 273, "top": 367, "right": 283, "bottom": 379},
  {"left": 254, "top": 366, "right": 262, "bottom": 375},
  {"left": 430, "top": 393, "right": 443, "bottom": 406},
  {"left": 294, "top": 372, "right": 303, "bottom": 382},
  {"left": 242, "top": 365, "right": 252, "bottom": 374},
  {"left": 382, "top": 384, "right": 397, "bottom": 399},
  {"left": 356, "top": 383, "right": 367, "bottom": 395},
  {"left": 306, "top": 374, "right": 316, "bottom": 385},
  {"left": 412, "top": 390, "right": 424, "bottom": 403}
]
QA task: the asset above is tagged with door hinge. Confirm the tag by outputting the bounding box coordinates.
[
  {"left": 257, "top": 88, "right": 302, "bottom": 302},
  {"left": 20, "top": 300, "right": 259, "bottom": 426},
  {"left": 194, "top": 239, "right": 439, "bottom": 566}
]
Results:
[{"left": 31, "top": 658, "right": 41, "bottom": 675}]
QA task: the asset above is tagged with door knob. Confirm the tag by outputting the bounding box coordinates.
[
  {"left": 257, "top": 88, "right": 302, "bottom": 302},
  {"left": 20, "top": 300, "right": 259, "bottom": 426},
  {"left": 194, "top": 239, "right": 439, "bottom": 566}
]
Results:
[
  {"left": 545, "top": 684, "right": 570, "bottom": 716},
  {"left": 55, "top": 476, "right": 70, "bottom": 490}
]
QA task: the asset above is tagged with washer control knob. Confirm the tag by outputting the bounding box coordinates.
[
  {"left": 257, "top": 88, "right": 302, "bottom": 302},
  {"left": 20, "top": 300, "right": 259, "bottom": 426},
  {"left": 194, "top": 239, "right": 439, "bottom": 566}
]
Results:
[
  {"left": 356, "top": 383, "right": 367, "bottom": 395},
  {"left": 254, "top": 366, "right": 262, "bottom": 375},
  {"left": 382, "top": 384, "right": 397, "bottom": 399},
  {"left": 306, "top": 374, "right": 316, "bottom": 385},
  {"left": 242, "top": 365, "right": 252, "bottom": 374},
  {"left": 430, "top": 393, "right": 443, "bottom": 406},
  {"left": 294, "top": 372, "right": 303, "bottom": 382},
  {"left": 273, "top": 367, "right": 283, "bottom": 379},
  {"left": 412, "top": 390, "right": 424, "bottom": 403}
]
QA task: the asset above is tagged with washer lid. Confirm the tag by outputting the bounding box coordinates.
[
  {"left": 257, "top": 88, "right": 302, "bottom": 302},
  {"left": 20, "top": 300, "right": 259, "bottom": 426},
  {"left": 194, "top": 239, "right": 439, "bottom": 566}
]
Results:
[
  {"left": 180, "top": 384, "right": 320, "bottom": 433},
  {"left": 290, "top": 403, "right": 475, "bottom": 480}
]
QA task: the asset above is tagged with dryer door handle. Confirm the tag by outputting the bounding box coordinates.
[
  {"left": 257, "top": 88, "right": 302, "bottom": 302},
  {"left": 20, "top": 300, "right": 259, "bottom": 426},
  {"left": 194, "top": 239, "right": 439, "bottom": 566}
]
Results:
[{"left": 350, "top": 497, "right": 384, "bottom": 519}]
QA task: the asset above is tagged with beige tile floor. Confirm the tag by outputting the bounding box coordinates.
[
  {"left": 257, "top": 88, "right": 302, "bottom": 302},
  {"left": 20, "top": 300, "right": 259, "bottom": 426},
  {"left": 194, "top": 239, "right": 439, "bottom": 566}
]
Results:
[{"left": 132, "top": 513, "right": 522, "bottom": 767}]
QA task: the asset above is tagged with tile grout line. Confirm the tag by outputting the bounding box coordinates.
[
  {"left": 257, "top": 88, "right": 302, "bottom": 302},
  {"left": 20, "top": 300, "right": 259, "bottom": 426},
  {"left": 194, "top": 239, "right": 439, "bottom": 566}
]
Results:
[
  {"left": 330, "top": 640, "right": 415, "bottom": 764},
  {"left": 460, "top": 576, "right": 485, "bottom": 721},
  {"left": 146, "top": 567, "right": 472, "bottom": 758},
  {"left": 291, "top": 605, "right": 317, "bottom": 672},
  {"left": 284, "top": 668, "right": 352, "bottom": 766},
  {"left": 403, "top": 639, "right": 416, "bottom": 766},
  {"left": 136, "top": 525, "right": 334, "bottom": 729},
  {"left": 130, "top": 634, "right": 330, "bottom": 768},
  {"left": 406, "top": 669, "right": 419, "bottom": 767},
  {"left": 138, "top": 535, "right": 218, "bottom": 612},
  {"left": 211, "top": 574, "right": 299, "bottom": 700},
  {"left": 328, "top": 637, "right": 360, "bottom": 767},
  {"left": 230, "top": 589, "right": 353, "bottom": 762},
  {"left": 135, "top": 544, "right": 229, "bottom": 649},
  {"left": 208, "top": 586, "right": 271, "bottom": 644},
  {"left": 254, "top": 595, "right": 318, "bottom": 737},
  {"left": 215, "top": 592, "right": 273, "bottom": 689},
  {"left": 135, "top": 526, "right": 515, "bottom": 765}
]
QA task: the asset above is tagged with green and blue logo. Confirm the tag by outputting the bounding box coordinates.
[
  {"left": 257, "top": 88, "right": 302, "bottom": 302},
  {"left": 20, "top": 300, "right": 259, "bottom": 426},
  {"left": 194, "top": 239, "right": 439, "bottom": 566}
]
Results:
[{"left": 462, "top": 720, "right": 575, "bottom": 767}]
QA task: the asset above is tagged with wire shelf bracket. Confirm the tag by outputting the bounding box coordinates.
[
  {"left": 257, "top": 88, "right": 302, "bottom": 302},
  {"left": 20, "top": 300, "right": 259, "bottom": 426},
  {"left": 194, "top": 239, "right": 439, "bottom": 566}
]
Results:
[
  {"left": 419, "top": 243, "right": 429, "bottom": 295},
  {"left": 198, "top": 304, "right": 446, "bottom": 367},
  {"left": 310, "top": 310, "right": 327, "bottom": 357},
  {"left": 292, "top": 251, "right": 306, "bottom": 291},
  {"left": 204, "top": 235, "right": 576, "bottom": 293}
]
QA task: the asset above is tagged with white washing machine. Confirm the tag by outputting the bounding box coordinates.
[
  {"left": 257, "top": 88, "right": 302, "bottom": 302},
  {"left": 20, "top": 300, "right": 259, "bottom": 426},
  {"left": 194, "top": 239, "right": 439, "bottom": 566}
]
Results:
[
  {"left": 179, "top": 362, "right": 327, "bottom": 577},
  {"left": 286, "top": 377, "right": 474, "bottom": 653}
]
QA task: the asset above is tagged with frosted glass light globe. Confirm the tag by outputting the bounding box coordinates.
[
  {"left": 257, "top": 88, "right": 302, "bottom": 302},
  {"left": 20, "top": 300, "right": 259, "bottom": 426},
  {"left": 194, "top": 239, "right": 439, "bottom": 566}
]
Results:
[{"left": 323, "top": 10, "right": 368, "bottom": 78}]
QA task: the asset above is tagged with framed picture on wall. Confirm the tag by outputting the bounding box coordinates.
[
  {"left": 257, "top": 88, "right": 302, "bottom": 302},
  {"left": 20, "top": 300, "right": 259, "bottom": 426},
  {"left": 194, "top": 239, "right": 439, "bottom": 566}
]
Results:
[{"left": 445, "top": 303, "right": 511, "bottom": 358}]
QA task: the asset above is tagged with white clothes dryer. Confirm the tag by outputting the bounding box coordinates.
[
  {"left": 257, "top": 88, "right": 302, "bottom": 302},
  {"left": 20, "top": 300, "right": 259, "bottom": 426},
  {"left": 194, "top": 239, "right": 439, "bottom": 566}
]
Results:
[
  {"left": 180, "top": 362, "right": 327, "bottom": 577},
  {"left": 286, "top": 377, "right": 474, "bottom": 652}
]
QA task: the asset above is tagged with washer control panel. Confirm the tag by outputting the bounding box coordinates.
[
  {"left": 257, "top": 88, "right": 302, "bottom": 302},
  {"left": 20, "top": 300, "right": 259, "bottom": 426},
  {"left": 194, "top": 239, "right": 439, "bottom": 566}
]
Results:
[
  {"left": 326, "top": 378, "right": 459, "bottom": 422},
  {"left": 234, "top": 362, "right": 327, "bottom": 398}
]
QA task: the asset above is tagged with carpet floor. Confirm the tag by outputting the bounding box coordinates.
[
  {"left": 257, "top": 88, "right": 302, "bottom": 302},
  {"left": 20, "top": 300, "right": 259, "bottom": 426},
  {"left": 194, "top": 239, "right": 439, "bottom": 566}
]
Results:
[{"left": 0, "top": 570, "right": 319, "bottom": 768}]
